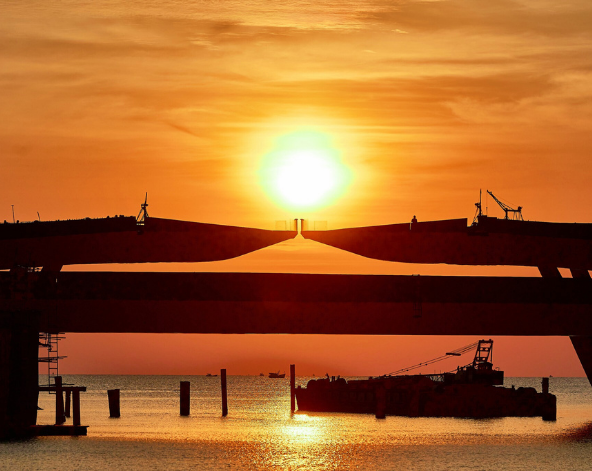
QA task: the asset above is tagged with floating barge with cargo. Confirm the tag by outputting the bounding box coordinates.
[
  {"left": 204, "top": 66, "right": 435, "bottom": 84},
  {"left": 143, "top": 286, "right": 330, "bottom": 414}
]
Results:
[{"left": 295, "top": 340, "right": 556, "bottom": 420}]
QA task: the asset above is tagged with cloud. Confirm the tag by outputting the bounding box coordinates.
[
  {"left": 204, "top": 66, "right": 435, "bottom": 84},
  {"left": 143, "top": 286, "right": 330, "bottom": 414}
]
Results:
[
  {"left": 162, "top": 121, "right": 202, "bottom": 138},
  {"left": 2, "top": 0, "right": 592, "bottom": 228},
  {"left": 368, "top": 0, "right": 592, "bottom": 38}
]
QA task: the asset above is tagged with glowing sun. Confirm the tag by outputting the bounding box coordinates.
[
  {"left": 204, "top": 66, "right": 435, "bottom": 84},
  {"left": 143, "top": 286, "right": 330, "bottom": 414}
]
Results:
[{"left": 260, "top": 130, "right": 350, "bottom": 210}]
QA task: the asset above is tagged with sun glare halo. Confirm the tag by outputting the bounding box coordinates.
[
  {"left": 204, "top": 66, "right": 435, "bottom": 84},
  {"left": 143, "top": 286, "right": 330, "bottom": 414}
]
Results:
[{"left": 260, "top": 130, "right": 350, "bottom": 211}]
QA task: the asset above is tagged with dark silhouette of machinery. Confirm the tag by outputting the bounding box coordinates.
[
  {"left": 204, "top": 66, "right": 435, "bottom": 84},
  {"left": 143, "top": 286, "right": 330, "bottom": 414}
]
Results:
[
  {"left": 487, "top": 190, "right": 523, "bottom": 221},
  {"left": 136, "top": 193, "right": 149, "bottom": 225}
]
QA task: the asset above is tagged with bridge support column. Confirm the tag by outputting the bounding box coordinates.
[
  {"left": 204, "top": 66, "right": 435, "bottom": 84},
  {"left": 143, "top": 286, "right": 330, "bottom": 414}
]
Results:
[
  {"left": 571, "top": 336, "right": 592, "bottom": 387},
  {"left": 0, "top": 321, "right": 39, "bottom": 439}
]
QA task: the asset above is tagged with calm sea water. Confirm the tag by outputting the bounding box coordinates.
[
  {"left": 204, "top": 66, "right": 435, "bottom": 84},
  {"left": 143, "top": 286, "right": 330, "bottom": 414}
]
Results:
[{"left": 1, "top": 376, "right": 592, "bottom": 470}]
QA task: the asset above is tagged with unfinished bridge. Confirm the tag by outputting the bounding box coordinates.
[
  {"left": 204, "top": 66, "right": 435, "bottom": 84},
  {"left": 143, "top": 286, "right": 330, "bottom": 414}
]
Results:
[{"left": 1, "top": 212, "right": 591, "bottom": 436}]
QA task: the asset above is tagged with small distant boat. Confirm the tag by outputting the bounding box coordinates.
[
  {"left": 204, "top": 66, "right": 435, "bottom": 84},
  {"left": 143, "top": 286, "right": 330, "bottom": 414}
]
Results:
[
  {"left": 259, "top": 373, "right": 264, "bottom": 377},
  {"left": 268, "top": 371, "right": 285, "bottom": 378},
  {"left": 206, "top": 373, "right": 217, "bottom": 377}
]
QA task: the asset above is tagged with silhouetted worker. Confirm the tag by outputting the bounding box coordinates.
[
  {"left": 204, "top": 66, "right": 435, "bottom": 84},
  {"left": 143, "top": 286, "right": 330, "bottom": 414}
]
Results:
[{"left": 412, "top": 215, "right": 417, "bottom": 223}]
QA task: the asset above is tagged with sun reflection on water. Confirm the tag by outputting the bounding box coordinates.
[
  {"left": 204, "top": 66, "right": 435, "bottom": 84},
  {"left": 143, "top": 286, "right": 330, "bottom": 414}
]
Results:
[
  {"left": 28, "top": 376, "right": 592, "bottom": 470},
  {"left": 281, "top": 414, "right": 326, "bottom": 443}
]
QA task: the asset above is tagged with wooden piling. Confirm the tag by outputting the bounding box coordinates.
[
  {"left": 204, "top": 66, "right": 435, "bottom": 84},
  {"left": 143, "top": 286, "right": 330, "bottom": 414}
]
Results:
[
  {"left": 108, "top": 389, "right": 120, "bottom": 418},
  {"left": 375, "top": 385, "right": 386, "bottom": 419},
  {"left": 221, "top": 369, "right": 228, "bottom": 416},
  {"left": 72, "top": 390, "right": 81, "bottom": 427},
  {"left": 180, "top": 381, "right": 190, "bottom": 416},
  {"left": 64, "top": 389, "right": 71, "bottom": 418},
  {"left": 290, "top": 364, "right": 296, "bottom": 413},
  {"left": 55, "top": 376, "right": 65, "bottom": 425},
  {"left": 541, "top": 377, "right": 556, "bottom": 421}
]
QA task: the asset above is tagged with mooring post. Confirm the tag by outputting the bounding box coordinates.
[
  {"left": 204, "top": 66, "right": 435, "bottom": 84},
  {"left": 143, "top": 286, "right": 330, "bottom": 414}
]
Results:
[
  {"left": 55, "top": 376, "right": 65, "bottom": 425},
  {"left": 180, "top": 381, "right": 190, "bottom": 416},
  {"left": 540, "top": 376, "right": 556, "bottom": 421},
  {"left": 375, "top": 385, "right": 386, "bottom": 419},
  {"left": 64, "top": 389, "right": 71, "bottom": 418},
  {"left": 72, "top": 390, "right": 81, "bottom": 427},
  {"left": 108, "top": 389, "right": 120, "bottom": 418},
  {"left": 221, "top": 369, "right": 228, "bottom": 417},
  {"left": 290, "top": 364, "right": 296, "bottom": 413},
  {"left": 542, "top": 377, "right": 549, "bottom": 394}
]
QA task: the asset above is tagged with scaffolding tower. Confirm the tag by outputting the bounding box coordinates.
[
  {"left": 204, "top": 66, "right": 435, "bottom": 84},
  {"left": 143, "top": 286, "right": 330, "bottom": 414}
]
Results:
[{"left": 38, "top": 332, "right": 67, "bottom": 393}]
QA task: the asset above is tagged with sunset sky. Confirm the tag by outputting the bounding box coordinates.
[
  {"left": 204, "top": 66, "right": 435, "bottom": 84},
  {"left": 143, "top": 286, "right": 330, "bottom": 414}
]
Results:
[{"left": 2, "top": 0, "right": 592, "bottom": 376}]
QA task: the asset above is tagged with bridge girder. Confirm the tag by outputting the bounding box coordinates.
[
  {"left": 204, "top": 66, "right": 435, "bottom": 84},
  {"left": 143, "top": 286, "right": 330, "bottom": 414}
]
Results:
[
  {"left": 0, "top": 217, "right": 296, "bottom": 269},
  {"left": 1, "top": 272, "right": 590, "bottom": 336},
  {"left": 302, "top": 217, "right": 592, "bottom": 271}
]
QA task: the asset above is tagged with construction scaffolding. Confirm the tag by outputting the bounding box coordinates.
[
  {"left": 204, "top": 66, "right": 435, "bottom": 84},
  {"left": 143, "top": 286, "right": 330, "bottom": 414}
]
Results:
[{"left": 38, "top": 332, "right": 66, "bottom": 393}]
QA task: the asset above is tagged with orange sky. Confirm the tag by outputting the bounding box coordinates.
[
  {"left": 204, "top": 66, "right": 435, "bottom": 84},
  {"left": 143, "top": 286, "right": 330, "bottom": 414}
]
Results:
[{"left": 2, "top": 0, "right": 592, "bottom": 376}]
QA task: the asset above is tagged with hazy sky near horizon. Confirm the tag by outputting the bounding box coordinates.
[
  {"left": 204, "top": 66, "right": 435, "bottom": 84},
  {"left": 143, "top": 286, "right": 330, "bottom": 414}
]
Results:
[{"left": 2, "top": 0, "right": 591, "bottom": 376}]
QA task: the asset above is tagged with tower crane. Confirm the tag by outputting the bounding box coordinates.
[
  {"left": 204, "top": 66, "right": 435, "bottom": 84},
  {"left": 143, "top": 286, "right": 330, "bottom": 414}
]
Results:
[{"left": 487, "top": 190, "right": 523, "bottom": 221}]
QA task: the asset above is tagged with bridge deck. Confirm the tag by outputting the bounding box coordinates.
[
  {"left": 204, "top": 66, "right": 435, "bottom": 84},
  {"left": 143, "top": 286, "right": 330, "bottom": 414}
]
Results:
[
  {"left": 1, "top": 272, "right": 590, "bottom": 335},
  {"left": 0, "top": 217, "right": 296, "bottom": 269},
  {"left": 302, "top": 217, "right": 592, "bottom": 270}
]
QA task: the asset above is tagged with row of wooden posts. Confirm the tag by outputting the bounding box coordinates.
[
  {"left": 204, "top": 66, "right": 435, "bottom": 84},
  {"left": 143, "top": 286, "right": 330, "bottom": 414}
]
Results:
[
  {"left": 106, "top": 365, "right": 298, "bottom": 418},
  {"left": 51, "top": 364, "right": 391, "bottom": 424}
]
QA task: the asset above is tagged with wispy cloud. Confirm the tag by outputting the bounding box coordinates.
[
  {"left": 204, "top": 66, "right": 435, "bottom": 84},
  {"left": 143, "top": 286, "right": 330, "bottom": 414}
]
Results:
[{"left": 2, "top": 0, "right": 592, "bottom": 224}]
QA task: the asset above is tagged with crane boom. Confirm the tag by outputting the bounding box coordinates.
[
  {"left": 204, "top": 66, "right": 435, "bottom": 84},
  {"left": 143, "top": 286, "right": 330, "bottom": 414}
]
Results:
[{"left": 487, "top": 190, "right": 523, "bottom": 220}]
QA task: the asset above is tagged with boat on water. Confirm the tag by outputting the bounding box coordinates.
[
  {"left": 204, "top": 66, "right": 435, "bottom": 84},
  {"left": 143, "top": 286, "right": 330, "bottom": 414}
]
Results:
[
  {"left": 295, "top": 339, "right": 556, "bottom": 420},
  {"left": 206, "top": 373, "right": 217, "bottom": 377},
  {"left": 269, "top": 371, "right": 286, "bottom": 378}
]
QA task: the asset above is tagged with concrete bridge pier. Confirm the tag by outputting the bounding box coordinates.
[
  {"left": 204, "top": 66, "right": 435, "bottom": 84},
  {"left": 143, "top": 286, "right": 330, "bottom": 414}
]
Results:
[
  {"left": 571, "top": 336, "right": 592, "bottom": 387},
  {"left": 0, "top": 314, "right": 40, "bottom": 439}
]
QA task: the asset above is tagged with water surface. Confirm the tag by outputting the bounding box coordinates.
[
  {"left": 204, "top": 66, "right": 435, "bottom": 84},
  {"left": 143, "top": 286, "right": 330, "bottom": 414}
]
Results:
[{"left": 2, "top": 376, "right": 592, "bottom": 470}]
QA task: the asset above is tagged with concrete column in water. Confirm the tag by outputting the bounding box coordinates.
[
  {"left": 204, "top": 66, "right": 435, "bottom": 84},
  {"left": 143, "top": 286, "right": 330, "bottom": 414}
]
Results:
[
  {"left": 72, "top": 390, "right": 81, "bottom": 427},
  {"left": 375, "top": 385, "right": 387, "bottom": 419},
  {"left": 64, "top": 389, "right": 71, "bottom": 418},
  {"left": 108, "top": 389, "right": 120, "bottom": 418},
  {"left": 570, "top": 336, "right": 592, "bottom": 387},
  {"left": 55, "top": 376, "right": 65, "bottom": 425},
  {"left": 180, "top": 381, "right": 190, "bottom": 416},
  {"left": 221, "top": 369, "right": 228, "bottom": 417},
  {"left": 0, "top": 322, "right": 39, "bottom": 438},
  {"left": 290, "top": 364, "right": 296, "bottom": 413}
]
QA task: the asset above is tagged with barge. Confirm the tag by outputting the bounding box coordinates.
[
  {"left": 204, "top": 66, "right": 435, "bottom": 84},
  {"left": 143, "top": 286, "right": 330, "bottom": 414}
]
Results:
[{"left": 295, "top": 340, "right": 556, "bottom": 420}]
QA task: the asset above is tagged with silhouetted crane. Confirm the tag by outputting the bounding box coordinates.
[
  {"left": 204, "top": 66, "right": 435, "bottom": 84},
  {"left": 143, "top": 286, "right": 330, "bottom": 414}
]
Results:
[
  {"left": 487, "top": 190, "right": 523, "bottom": 220},
  {"left": 137, "top": 193, "right": 149, "bottom": 225},
  {"left": 472, "top": 189, "right": 483, "bottom": 225}
]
